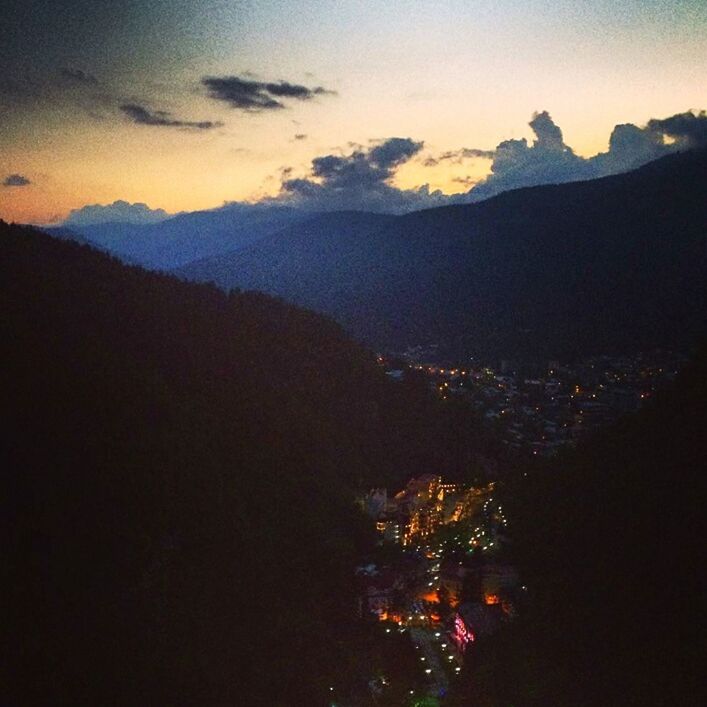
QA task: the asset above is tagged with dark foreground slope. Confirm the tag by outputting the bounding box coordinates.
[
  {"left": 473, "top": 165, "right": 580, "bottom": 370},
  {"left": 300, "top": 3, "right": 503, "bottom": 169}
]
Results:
[
  {"left": 1, "top": 222, "right": 476, "bottom": 705},
  {"left": 448, "top": 346, "right": 706, "bottom": 706},
  {"left": 179, "top": 149, "right": 707, "bottom": 361}
]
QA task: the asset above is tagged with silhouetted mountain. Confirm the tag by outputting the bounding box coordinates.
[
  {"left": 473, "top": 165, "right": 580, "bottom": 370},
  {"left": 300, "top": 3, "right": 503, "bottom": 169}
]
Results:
[
  {"left": 40, "top": 225, "right": 92, "bottom": 245},
  {"left": 178, "top": 208, "right": 395, "bottom": 298},
  {"left": 48, "top": 203, "right": 307, "bottom": 270},
  {"left": 447, "top": 344, "right": 706, "bottom": 706},
  {"left": 1, "top": 221, "right": 480, "bottom": 704},
  {"left": 179, "top": 149, "right": 707, "bottom": 361}
]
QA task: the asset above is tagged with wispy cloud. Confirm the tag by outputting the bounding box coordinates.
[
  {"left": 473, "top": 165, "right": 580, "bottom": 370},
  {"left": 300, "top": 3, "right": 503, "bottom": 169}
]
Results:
[
  {"left": 423, "top": 148, "right": 495, "bottom": 167},
  {"left": 120, "top": 103, "right": 222, "bottom": 130},
  {"left": 202, "top": 75, "right": 336, "bottom": 112}
]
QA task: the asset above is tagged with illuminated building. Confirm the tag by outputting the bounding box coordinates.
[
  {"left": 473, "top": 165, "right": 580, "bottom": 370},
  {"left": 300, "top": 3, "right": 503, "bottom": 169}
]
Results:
[
  {"left": 373, "top": 475, "right": 479, "bottom": 546},
  {"left": 376, "top": 518, "right": 401, "bottom": 543},
  {"left": 394, "top": 474, "right": 444, "bottom": 545},
  {"left": 451, "top": 602, "right": 502, "bottom": 652},
  {"left": 452, "top": 613, "right": 475, "bottom": 650}
]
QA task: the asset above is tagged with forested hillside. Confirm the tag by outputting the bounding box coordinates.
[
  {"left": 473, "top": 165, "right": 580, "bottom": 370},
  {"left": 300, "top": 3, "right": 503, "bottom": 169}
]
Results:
[{"left": 2, "top": 221, "right": 478, "bottom": 705}]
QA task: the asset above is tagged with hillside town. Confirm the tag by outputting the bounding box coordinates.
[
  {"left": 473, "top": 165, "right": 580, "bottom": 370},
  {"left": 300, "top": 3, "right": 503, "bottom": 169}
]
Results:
[
  {"left": 356, "top": 348, "right": 687, "bottom": 702},
  {"left": 380, "top": 349, "right": 687, "bottom": 457},
  {"left": 356, "top": 475, "right": 520, "bottom": 701}
]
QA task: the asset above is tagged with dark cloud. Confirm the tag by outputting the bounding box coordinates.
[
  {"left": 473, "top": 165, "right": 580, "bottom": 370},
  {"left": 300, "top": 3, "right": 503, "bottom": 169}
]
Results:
[
  {"left": 529, "top": 110, "right": 566, "bottom": 151},
  {"left": 120, "top": 103, "right": 222, "bottom": 130},
  {"left": 303, "top": 137, "right": 422, "bottom": 192},
  {"left": 367, "top": 137, "right": 423, "bottom": 169},
  {"left": 271, "top": 137, "right": 452, "bottom": 213},
  {"left": 3, "top": 174, "right": 31, "bottom": 187},
  {"left": 293, "top": 133, "right": 308, "bottom": 140},
  {"left": 60, "top": 67, "right": 98, "bottom": 84},
  {"left": 202, "top": 75, "right": 336, "bottom": 112},
  {"left": 647, "top": 110, "right": 707, "bottom": 149}
]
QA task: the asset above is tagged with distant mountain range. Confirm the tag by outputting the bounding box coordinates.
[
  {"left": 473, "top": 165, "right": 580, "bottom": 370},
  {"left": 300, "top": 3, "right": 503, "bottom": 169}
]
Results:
[
  {"left": 48, "top": 203, "right": 306, "bottom": 269},
  {"left": 47, "top": 149, "right": 707, "bottom": 361},
  {"left": 176, "top": 149, "right": 707, "bottom": 360}
]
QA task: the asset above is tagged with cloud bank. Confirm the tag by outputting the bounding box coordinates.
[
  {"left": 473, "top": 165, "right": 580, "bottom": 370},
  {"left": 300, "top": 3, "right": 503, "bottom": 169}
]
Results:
[
  {"left": 460, "top": 109, "right": 707, "bottom": 202},
  {"left": 202, "top": 75, "right": 336, "bottom": 112},
  {"left": 63, "top": 200, "right": 172, "bottom": 227},
  {"left": 264, "top": 109, "right": 706, "bottom": 213}
]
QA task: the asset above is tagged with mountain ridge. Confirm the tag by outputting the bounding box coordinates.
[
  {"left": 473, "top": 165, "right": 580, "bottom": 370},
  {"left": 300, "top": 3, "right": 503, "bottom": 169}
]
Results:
[
  {"left": 47, "top": 203, "right": 309, "bottom": 270},
  {"left": 177, "top": 148, "right": 707, "bottom": 361}
]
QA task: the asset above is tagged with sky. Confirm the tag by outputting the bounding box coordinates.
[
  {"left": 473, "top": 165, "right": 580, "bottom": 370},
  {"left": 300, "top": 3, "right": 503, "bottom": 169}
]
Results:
[{"left": 1, "top": 0, "right": 706, "bottom": 224}]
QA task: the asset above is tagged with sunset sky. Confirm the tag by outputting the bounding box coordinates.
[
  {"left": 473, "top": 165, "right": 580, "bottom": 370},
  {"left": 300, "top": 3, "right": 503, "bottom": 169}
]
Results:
[{"left": 1, "top": 0, "right": 706, "bottom": 224}]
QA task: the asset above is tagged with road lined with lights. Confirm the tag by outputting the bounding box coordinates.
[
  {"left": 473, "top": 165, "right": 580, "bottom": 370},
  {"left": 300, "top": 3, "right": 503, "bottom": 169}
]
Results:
[{"left": 410, "top": 626, "right": 455, "bottom": 697}]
